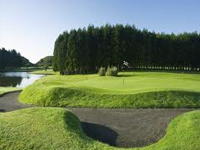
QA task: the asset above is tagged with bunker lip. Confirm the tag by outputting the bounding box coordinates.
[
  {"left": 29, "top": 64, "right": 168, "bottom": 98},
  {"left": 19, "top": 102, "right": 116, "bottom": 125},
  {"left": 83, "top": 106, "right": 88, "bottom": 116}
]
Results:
[
  {"left": 69, "top": 108, "right": 194, "bottom": 148},
  {"left": 0, "top": 91, "right": 195, "bottom": 148}
]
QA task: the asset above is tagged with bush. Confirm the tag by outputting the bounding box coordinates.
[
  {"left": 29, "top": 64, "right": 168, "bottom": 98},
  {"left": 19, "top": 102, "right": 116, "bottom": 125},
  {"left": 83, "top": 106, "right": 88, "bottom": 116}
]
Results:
[
  {"left": 112, "top": 66, "right": 118, "bottom": 75},
  {"left": 106, "top": 66, "right": 118, "bottom": 76},
  {"left": 98, "top": 67, "right": 106, "bottom": 76}
]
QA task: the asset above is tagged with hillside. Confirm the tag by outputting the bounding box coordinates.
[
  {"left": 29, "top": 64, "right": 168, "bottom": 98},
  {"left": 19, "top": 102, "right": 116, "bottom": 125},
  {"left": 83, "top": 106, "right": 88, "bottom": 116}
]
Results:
[
  {"left": 36, "top": 56, "right": 53, "bottom": 67},
  {"left": 0, "top": 48, "right": 32, "bottom": 70}
]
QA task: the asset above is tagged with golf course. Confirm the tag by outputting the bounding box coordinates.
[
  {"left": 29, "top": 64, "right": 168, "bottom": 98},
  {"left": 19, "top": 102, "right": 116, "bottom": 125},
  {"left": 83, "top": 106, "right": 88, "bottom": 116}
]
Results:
[
  {"left": 1, "top": 71, "right": 200, "bottom": 149},
  {"left": 0, "top": 87, "right": 21, "bottom": 95},
  {"left": 1, "top": 107, "right": 200, "bottom": 150},
  {"left": 19, "top": 72, "right": 200, "bottom": 108},
  {"left": 1, "top": 1, "right": 200, "bottom": 149}
]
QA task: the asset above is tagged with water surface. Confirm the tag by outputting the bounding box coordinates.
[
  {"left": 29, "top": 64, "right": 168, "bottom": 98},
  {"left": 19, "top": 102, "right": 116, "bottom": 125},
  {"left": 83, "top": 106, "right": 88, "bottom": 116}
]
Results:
[{"left": 0, "top": 72, "right": 44, "bottom": 87}]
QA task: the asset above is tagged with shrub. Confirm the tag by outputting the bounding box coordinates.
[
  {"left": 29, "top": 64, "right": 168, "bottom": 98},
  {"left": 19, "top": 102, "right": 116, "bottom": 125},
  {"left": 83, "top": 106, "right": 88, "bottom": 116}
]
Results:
[
  {"left": 111, "top": 66, "right": 118, "bottom": 76},
  {"left": 98, "top": 67, "right": 106, "bottom": 76},
  {"left": 106, "top": 66, "right": 118, "bottom": 76},
  {"left": 105, "top": 67, "right": 111, "bottom": 76}
]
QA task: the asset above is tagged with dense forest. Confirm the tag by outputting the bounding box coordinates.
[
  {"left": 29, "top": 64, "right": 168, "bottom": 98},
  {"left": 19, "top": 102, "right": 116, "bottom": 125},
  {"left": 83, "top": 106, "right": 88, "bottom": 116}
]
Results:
[
  {"left": 53, "top": 24, "right": 200, "bottom": 74},
  {"left": 0, "top": 48, "right": 31, "bottom": 70}
]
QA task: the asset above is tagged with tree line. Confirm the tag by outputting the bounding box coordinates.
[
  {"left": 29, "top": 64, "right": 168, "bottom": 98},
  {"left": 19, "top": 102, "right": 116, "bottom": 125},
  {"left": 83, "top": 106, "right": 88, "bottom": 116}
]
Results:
[
  {"left": 53, "top": 24, "right": 200, "bottom": 74},
  {"left": 0, "top": 48, "right": 30, "bottom": 70}
]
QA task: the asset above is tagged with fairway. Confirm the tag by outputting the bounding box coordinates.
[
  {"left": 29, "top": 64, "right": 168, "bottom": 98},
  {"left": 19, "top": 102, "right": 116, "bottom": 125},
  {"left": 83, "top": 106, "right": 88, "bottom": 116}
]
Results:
[{"left": 19, "top": 72, "right": 200, "bottom": 108}]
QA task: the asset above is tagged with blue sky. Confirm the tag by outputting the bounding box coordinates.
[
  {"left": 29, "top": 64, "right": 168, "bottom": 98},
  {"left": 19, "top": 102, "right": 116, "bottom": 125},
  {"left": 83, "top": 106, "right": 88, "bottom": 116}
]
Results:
[{"left": 0, "top": 0, "right": 200, "bottom": 63}]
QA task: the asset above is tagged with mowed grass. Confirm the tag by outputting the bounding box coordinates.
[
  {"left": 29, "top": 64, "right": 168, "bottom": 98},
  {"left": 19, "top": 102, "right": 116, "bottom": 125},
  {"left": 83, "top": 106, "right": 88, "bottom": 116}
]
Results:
[
  {"left": 0, "top": 87, "right": 21, "bottom": 96},
  {"left": 1, "top": 107, "right": 200, "bottom": 150},
  {"left": 19, "top": 72, "right": 200, "bottom": 108},
  {"left": 1, "top": 67, "right": 58, "bottom": 75},
  {"left": 30, "top": 68, "right": 58, "bottom": 75}
]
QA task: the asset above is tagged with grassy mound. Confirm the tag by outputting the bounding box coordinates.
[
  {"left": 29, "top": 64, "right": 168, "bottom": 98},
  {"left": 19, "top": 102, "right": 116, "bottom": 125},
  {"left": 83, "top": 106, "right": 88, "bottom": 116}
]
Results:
[
  {"left": 19, "top": 72, "right": 200, "bottom": 108},
  {"left": 1, "top": 108, "right": 200, "bottom": 150}
]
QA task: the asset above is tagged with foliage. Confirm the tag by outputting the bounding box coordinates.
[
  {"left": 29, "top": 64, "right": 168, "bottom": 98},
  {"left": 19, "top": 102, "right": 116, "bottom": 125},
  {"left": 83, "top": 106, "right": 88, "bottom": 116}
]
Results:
[
  {"left": 36, "top": 56, "right": 53, "bottom": 67},
  {"left": 106, "top": 66, "right": 118, "bottom": 76},
  {"left": 1, "top": 107, "right": 200, "bottom": 150},
  {"left": 98, "top": 67, "right": 106, "bottom": 76},
  {"left": 0, "top": 48, "right": 32, "bottom": 70},
  {"left": 19, "top": 72, "right": 200, "bottom": 108},
  {"left": 53, "top": 24, "right": 200, "bottom": 75}
]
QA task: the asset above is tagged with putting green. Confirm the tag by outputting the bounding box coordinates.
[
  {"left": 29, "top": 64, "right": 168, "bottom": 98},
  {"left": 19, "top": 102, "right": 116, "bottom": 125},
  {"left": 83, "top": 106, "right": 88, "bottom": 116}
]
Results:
[{"left": 19, "top": 72, "right": 200, "bottom": 108}]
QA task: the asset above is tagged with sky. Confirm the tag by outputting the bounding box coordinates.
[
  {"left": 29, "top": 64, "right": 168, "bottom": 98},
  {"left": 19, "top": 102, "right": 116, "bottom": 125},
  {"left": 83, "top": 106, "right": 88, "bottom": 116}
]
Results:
[{"left": 0, "top": 0, "right": 200, "bottom": 63}]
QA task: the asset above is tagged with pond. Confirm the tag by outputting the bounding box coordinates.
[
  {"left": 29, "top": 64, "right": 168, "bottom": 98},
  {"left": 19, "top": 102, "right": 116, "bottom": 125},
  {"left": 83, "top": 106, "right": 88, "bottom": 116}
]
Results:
[{"left": 0, "top": 72, "right": 44, "bottom": 87}]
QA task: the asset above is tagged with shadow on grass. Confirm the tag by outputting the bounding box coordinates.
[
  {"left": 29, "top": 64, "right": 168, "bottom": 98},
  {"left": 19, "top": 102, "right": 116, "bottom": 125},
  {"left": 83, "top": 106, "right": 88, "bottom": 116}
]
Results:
[
  {"left": 0, "top": 109, "right": 5, "bottom": 112},
  {"left": 116, "top": 74, "right": 136, "bottom": 77},
  {"left": 81, "top": 122, "right": 118, "bottom": 146}
]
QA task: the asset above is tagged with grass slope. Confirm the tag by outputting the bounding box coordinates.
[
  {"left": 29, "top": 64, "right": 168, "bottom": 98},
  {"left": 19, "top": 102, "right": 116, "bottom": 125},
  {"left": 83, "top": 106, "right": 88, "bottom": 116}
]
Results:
[
  {"left": 0, "top": 87, "right": 21, "bottom": 96},
  {"left": 1, "top": 108, "right": 200, "bottom": 150},
  {"left": 30, "top": 69, "right": 58, "bottom": 75},
  {"left": 19, "top": 72, "right": 200, "bottom": 108}
]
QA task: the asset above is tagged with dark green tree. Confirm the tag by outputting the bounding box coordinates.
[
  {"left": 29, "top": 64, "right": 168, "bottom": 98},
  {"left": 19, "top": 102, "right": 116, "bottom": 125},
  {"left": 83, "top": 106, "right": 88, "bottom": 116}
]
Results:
[{"left": 52, "top": 24, "right": 200, "bottom": 75}]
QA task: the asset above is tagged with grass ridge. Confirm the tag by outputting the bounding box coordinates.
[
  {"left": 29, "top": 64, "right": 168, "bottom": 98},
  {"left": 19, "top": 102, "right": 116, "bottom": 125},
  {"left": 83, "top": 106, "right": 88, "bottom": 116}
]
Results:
[
  {"left": 1, "top": 107, "right": 200, "bottom": 150},
  {"left": 19, "top": 85, "right": 200, "bottom": 108}
]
